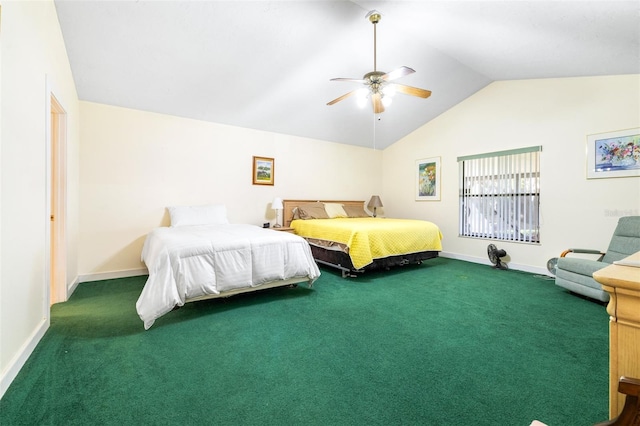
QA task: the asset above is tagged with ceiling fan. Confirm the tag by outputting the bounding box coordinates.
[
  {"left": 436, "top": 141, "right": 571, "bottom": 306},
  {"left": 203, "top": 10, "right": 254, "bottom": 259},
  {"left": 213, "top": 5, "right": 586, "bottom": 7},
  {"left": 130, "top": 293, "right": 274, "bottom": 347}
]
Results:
[{"left": 327, "top": 10, "right": 432, "bottom": 114}]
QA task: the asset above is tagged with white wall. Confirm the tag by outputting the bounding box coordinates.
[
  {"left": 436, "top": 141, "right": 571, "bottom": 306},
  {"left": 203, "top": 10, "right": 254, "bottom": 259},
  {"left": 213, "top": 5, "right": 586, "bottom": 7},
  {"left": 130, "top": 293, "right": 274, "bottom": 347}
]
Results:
[
  {"left": 383, "top": 75, "right": 640, "bottom": 273},
  {"left": 0, "top": 0, "right": 80, "bottom": 397},
  {"left": 78, "top": 102, "right": 383, "bottom": 277}
]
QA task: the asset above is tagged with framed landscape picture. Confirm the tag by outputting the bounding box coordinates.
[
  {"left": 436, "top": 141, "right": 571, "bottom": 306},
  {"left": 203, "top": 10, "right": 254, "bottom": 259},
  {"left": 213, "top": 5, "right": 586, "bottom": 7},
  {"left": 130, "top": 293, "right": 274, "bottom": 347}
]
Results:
[
  {"left": 252, "top": 156, "right": 275, "bottom": 185},
  {"left": 416, "top": 157, "right": 441, "bottom": 201},
  {"left": 587, "top": 128, "right": 640, "bottom": 179}
]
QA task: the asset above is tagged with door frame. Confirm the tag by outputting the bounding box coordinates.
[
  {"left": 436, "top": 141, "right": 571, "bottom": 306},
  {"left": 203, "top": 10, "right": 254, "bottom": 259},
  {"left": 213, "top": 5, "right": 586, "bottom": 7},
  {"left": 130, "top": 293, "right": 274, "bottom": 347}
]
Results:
[{"left": 46, "top": 77, "right": 68, "bottom": 307}]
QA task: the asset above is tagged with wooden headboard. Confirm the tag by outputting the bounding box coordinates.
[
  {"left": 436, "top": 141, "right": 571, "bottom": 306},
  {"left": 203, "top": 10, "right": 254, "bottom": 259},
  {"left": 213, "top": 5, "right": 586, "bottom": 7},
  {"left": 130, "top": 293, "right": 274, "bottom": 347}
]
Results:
[{"left": 283, "top": 200, "right": 365, "bottom": 227}]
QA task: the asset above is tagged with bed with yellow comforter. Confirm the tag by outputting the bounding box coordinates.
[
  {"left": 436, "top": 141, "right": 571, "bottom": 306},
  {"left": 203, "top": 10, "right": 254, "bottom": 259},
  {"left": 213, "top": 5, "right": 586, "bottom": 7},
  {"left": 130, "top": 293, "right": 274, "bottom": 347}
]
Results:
[{"left": 291, "top": 216, "right": 442, "bottom": 276}]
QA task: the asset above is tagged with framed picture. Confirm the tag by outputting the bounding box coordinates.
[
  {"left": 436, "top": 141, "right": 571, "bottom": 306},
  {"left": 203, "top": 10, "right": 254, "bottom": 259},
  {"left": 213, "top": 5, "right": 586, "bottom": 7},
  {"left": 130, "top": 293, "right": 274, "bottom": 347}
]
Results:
[
  {"left": 416, "top": 157, "right": 441, "bottom": 201},
  {"left": 252, "top": 156, "right": 275, "bottom": 185},
  {"left": 587, "top": 128, "right": 640, "bottom": 179}
]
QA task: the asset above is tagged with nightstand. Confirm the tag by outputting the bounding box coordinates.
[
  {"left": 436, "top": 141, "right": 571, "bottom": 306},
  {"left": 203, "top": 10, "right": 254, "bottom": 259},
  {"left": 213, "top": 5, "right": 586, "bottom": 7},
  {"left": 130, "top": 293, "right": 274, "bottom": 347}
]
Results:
[{"left": 271, "top": 227, "right": 295, "bottom": 234}]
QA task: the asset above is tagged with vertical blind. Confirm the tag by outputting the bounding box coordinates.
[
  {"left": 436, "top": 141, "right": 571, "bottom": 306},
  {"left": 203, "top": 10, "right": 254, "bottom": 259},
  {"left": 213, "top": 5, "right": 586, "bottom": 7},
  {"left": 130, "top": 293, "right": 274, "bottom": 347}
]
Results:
[{"left": 458, "top": 146, "right": 541, "bottom": 243}]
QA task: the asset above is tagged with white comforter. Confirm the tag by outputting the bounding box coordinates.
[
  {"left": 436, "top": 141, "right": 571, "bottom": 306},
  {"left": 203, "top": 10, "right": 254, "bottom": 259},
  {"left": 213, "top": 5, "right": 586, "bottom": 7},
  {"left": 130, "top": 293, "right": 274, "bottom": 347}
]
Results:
[{"left": 136, "top": 224, "right": 321, "bottom": 329}]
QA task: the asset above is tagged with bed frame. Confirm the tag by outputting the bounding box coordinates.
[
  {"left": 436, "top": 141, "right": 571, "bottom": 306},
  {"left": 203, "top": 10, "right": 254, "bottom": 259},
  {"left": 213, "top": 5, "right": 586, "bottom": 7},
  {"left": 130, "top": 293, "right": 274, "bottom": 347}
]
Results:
[
  {"left": 283, "top": 199, "right": 439, "bottom": 277},
  {"left": 185, "top": 277, "right": 312, "bottom": 303}
]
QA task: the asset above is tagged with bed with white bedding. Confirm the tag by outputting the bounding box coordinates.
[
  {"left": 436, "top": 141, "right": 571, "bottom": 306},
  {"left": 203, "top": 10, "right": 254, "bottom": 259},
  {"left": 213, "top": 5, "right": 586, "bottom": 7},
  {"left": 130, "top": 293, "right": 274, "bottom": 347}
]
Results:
[{"left": 136, "top": 205, "right": 321, "bottom": 329}]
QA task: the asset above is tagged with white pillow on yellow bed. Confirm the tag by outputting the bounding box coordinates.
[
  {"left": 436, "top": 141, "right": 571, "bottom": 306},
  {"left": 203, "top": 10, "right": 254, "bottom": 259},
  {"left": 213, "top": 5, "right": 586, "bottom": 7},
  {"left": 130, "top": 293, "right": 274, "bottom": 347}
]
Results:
[{"left": 323, "top": 203, "right": 348, "bottom": 218}]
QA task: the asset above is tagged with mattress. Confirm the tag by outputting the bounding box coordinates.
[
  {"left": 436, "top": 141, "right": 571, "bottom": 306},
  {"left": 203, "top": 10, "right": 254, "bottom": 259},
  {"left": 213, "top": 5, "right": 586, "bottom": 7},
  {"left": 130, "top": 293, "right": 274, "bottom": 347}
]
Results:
[{"left": 291, "top": 217, "right": 442, "bottom": 269}]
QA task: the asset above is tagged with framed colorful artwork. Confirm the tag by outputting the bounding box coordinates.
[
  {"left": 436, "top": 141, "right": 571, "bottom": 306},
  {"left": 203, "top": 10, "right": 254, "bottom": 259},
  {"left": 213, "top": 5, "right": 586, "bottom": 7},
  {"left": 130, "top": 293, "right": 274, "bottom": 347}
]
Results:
[
  {"left": 416, "top": 157, "right": 441, "bottom": 201},
  {"left": 252, "top": 156, "right": 275, "bottom": 185},
  {"left": 587, "top": 128, "right": 640, "bottom": 179}
]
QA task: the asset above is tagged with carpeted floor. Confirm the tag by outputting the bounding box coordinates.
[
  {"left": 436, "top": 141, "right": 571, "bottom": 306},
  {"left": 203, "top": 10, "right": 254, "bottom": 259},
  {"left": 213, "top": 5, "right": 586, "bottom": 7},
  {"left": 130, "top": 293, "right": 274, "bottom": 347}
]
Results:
[{"left": 0, "top": 257, "right": 609, "bottom": 425}]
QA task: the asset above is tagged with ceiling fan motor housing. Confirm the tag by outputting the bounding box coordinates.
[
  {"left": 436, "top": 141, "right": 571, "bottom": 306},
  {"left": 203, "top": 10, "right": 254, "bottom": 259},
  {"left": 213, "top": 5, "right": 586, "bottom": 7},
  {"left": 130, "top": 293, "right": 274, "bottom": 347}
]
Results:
[{"left": 364, "top": 71, "right": 386, "bottom": 94}]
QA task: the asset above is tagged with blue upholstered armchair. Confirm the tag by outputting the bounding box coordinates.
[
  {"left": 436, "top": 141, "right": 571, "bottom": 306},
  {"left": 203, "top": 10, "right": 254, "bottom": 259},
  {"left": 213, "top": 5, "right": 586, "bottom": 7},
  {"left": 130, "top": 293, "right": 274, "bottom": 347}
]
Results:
[{"left": 555, "top": 216, "right": 640, "bottom": 302}]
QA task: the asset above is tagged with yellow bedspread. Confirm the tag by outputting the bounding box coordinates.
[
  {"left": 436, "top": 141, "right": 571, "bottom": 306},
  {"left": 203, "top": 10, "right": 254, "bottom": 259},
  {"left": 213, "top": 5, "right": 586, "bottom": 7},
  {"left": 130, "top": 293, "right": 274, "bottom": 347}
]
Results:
[{"left": 291, "top": 218, "right": 442, "bottom": 270}]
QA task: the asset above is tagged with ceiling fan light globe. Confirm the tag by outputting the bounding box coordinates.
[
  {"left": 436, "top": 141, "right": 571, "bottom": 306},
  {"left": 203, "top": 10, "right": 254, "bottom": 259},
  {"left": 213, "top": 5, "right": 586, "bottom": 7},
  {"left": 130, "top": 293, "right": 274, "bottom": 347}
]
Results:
[
  {"left": 382, "top": 96, "right": 393, "bottom": 107},
  {"left": 383, "top": 85, "right": 396, "bottom": 97},
  {"left": 356, "top": 88, "right": 369, "bottom": 108}
]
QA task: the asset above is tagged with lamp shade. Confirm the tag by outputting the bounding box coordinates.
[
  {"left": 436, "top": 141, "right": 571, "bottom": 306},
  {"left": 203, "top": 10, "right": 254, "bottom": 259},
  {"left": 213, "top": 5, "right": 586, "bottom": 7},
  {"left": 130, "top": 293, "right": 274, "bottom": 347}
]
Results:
[
  {"left": 272, "top": 197, "right": 283, "bottom": 210},
  {"left": 367, "top": 195, "right": 383, "bottom": 208}
]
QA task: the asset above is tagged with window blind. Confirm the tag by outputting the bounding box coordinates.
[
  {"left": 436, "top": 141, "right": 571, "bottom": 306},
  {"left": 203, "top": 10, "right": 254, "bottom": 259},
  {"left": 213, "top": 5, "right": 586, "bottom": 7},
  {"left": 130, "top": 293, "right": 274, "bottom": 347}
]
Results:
[{"left": 458, "top": 146, "right": 541, "bottom": 243}]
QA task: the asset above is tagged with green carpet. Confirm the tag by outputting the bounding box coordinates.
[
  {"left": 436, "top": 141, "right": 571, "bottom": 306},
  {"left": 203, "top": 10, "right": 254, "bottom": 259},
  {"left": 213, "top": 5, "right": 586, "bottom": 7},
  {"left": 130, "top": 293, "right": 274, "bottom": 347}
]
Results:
[{"left": 0, "top": 258, "right": 609, "bottom": 425}]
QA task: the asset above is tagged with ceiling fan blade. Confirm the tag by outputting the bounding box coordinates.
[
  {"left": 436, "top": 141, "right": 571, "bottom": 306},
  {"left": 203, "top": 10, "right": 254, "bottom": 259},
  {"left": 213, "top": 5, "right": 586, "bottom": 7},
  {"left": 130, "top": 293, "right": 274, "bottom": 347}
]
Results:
[
  {"left": 330, "top": 77, "right": 366, "bottom": 83},
  {"left": 327, "top": 90, "right": 359, "bottom": 106},
  {"left": 382, "top": 66, "right": 415, "bottom": 81},
  {"left": 388, "top": 83, "right": 432, "bottom": 98},
  {"left": 372, "top": 92, "right": 385, "bottom": 113}
]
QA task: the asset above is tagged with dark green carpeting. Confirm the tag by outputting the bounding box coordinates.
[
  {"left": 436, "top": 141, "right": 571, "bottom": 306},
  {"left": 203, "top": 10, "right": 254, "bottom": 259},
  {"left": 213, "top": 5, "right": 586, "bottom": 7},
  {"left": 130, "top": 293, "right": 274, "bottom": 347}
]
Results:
[{"left": 0, "top": 258, "right": 609, "bottom": 425}]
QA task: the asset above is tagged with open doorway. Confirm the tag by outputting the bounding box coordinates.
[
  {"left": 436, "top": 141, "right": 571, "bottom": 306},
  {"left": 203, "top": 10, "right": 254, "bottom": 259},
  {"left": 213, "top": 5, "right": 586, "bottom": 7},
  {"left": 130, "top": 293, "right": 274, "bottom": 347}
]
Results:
[{"left": 50, "top": 94, "right": 67, "bottom": 305}]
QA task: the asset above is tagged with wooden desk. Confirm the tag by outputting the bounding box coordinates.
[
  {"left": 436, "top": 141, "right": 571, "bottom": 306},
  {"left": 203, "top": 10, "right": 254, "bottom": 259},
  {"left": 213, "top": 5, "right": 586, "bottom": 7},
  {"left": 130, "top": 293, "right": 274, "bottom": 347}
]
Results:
[{"left": 593, "top": 251, "right": 640, "bottom": 419}]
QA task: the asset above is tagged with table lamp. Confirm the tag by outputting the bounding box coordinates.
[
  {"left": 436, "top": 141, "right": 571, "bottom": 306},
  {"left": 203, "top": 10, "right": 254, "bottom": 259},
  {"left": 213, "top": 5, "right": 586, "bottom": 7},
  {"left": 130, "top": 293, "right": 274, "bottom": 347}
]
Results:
[
  {"left": 272, "top": 197, "right": 283, "bottom": 228},
  {"left": 367, "top": 195, "right": 383, "bottom": 218}
]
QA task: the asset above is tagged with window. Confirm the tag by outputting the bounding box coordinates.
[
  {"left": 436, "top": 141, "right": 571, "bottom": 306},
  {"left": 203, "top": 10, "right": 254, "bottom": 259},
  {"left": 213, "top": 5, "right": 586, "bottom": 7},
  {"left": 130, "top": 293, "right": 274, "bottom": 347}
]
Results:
[{"left": 458, "top": 146, "right": 541, "bottom": 243}]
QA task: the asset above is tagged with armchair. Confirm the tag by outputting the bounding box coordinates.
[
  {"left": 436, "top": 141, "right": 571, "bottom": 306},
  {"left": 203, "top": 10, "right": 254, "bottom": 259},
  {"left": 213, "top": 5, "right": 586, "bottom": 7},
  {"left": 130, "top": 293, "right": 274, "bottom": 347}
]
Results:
[{"left": 555, "top": 216, "right": 640, "bottom": 302}]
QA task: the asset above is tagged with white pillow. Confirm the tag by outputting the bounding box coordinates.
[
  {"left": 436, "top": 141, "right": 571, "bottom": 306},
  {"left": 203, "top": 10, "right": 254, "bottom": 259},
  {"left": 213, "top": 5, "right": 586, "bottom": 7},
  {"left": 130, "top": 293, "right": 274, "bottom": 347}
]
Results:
[
  {"left": 167, "top": 204, "right": 229, "bottom": 227},
  {"left": 323, "top": 203, "right": 348, "bottom": 219}
]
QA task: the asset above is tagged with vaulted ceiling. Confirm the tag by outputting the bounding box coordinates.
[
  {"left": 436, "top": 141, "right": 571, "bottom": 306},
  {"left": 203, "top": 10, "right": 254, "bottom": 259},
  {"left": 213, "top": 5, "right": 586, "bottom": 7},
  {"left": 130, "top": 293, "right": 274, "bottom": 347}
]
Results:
[{"left": 54, "top": 1, "right": 640, "bottom": 150}]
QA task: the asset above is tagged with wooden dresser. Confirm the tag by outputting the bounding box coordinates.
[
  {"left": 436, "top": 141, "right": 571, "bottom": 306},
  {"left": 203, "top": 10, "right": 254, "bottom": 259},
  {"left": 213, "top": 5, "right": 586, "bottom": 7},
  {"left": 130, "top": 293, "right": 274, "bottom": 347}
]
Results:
[{"left": 593, "top": 251, "right": 640, "bottom": 419}]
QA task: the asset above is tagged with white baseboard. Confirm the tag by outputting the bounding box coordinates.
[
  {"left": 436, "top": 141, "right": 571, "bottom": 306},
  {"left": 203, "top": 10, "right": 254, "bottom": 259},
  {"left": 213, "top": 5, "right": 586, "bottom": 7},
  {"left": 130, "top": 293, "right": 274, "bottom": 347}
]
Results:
[
  {"left": 0, "top": 317, "right": 49, "bottom": 400},
  {"left": 76, "top": 258, "right": 550, "bottom": 284},
  {"left": 439, "top": 251, "right": 550, "bottom": 276},
  {"left": 78, "top": 268, "right": 148, "bottom": 284},
  {"left": 1, "top": 269, "right": 147, "bottom": 399},
  {"left": 67, "top": 275, "right": 80, "bottom": 299}
]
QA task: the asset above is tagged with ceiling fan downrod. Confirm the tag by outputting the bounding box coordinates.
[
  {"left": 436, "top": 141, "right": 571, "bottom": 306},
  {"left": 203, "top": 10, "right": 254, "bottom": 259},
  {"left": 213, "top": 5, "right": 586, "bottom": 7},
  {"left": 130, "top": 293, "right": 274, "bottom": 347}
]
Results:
[{"left": 366, "top": 10, "right": 381, "bottom": 72}]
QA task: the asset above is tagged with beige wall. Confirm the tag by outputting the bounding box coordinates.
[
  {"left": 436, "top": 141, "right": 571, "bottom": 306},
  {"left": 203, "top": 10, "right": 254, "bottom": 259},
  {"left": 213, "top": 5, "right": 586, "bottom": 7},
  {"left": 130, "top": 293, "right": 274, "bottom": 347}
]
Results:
[
  {"left": 78, "top": 102, "right": 383, "bottom": 277},
  {"left": 79, "top": 75, "right": 640, "bottom": 278},
  {"left": 0, "top": 0, "right": 80, "bottom": 396},
  {"left": 383, "top": 75, "right": 640, "bottom": 273}
]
